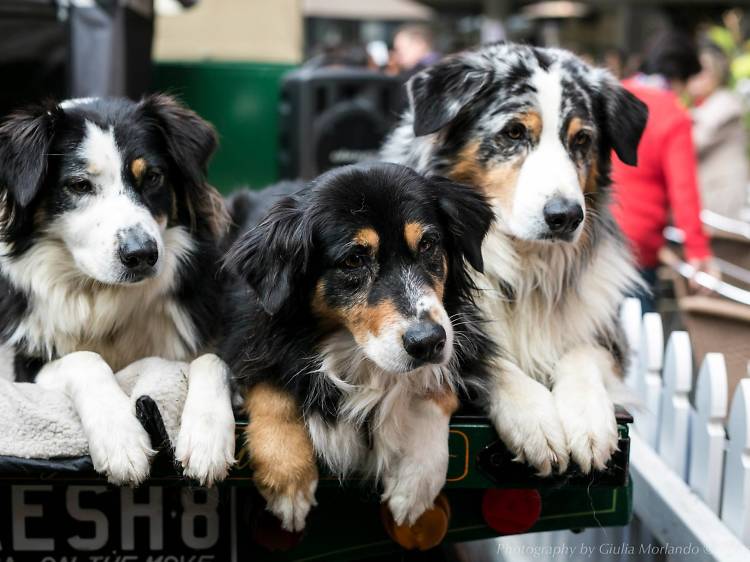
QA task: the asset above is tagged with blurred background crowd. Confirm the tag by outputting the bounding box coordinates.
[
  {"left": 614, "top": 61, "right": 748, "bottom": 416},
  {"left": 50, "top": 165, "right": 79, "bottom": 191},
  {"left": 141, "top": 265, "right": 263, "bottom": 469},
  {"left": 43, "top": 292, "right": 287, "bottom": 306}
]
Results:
[{"left": 3, "top": 0, "right": 750, "bottom": 378}]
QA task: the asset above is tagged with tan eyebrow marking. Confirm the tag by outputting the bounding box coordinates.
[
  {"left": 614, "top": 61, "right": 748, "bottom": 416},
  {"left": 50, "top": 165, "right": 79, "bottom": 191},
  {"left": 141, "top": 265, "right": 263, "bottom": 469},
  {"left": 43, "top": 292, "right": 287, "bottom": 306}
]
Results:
[
  {"left": 518, "top": 111, "right": 542, "bottom": 142},
  {"left": 567, "top": 117, "right": 585, "bottom": 143},
  {"left": 354, "top": 227, "right": 379, "bottom": 251},
  {"left": 130, "top": 158, "right": 147, "bottom": 181},
  {"left": 404, "top": 222, "right": 424, "bottom": 252}
]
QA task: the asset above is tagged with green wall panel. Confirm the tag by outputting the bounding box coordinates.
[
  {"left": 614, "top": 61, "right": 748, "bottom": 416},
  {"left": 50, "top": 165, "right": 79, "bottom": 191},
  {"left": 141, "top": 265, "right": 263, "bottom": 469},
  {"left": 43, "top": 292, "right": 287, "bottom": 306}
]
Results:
[{"left": 153, "top": 61, "right": 295, "bottom": 193}]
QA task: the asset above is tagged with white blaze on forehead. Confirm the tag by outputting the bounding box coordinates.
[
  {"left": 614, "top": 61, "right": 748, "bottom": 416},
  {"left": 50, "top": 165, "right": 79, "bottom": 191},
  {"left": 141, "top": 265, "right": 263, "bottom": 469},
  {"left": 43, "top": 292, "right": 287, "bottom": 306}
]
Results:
[
  {"left": 533, "top": 68, "right": 563, "bottom": 144},
  {"left": 79, "top": 121, "right": 124, "bottom": 193},
  {"left": 505, "top": 66, "right": 584, "bottom": 240},
  {"left": 527, "top": 66, "right": 581, "bottom": 197},
  {"left": 55, "top": 120, "right": 165, "bottom": 284}
]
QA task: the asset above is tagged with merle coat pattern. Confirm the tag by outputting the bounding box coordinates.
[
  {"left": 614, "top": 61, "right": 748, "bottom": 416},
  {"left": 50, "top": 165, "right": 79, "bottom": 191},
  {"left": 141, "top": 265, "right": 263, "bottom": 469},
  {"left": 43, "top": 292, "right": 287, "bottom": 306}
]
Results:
[{"left": 382, "top": 43, "right": 648, "bottom": 476}]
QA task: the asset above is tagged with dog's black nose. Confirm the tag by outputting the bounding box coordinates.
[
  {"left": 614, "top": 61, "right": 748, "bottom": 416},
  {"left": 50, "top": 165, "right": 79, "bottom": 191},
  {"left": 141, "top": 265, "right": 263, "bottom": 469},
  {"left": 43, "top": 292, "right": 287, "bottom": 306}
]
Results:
[
  {"left": 118, "top": 227, "right": 158, "bottom": 275},
  {"left": 403, "top": 322, "right": 447, "bottom": 363},
  {"left": 543, "top": 198, "right": 584, "bottom": 236}
]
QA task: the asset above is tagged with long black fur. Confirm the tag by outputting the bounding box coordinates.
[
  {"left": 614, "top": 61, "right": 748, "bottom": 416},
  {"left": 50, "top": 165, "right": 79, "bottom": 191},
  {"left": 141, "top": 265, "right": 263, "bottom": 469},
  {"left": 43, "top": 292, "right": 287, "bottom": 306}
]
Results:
[
  {"left": 220, "top": 163, "right": 496, "bottom": 420},
  {"left": 0, "top": 95, "right": 228, "bottom": 378}
]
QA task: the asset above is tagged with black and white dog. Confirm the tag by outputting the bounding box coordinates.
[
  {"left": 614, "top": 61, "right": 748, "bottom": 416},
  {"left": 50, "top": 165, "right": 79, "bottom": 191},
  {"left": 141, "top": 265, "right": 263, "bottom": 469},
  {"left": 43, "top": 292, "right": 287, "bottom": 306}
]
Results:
[
  {"left": 221, "top": 163, "right": 494, "bottom": 530},
  {"left": 0, "top": 96, "right": 235, "bottom": 485},
  {"left": 382, "top": 43, "right": 648, "bottom": 475}
]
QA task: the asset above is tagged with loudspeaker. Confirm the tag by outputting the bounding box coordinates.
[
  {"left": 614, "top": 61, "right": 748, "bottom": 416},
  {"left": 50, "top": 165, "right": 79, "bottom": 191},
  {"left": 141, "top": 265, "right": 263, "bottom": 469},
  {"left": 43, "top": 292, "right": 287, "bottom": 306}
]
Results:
[{"left": 278, "top": 67, "right": 403, "bottom": 180}]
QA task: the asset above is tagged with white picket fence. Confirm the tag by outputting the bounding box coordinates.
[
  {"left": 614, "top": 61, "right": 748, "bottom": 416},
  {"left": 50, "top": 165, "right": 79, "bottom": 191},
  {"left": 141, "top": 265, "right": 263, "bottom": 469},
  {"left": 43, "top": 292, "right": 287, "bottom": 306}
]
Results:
[
  {"left": 620, "top": 298, "right": 750, "bottom": 560},
  {"left": 477, "top": 297, "right": 750, "bottom": 562}
]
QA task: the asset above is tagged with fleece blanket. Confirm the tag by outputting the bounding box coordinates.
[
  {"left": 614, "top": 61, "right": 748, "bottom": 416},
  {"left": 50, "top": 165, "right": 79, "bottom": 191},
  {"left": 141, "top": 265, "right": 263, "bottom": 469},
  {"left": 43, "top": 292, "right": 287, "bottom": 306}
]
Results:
[{"left": 0, "top": 356, "right": 188, "bottom": 463}]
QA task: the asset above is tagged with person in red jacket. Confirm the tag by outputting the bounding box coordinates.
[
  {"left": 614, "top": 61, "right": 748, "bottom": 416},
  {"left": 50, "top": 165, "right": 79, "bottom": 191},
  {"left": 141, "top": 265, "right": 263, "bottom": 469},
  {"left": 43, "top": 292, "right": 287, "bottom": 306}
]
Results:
[{"left": 611, "top": 31, "right": 717, "bottom": 312}]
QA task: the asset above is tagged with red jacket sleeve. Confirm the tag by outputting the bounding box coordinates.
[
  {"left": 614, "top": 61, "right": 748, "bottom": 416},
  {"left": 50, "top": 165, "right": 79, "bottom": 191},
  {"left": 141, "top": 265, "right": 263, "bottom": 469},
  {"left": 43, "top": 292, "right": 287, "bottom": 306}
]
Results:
[{"left": 661, "top": 115, "right": 712, "bottom": 261}]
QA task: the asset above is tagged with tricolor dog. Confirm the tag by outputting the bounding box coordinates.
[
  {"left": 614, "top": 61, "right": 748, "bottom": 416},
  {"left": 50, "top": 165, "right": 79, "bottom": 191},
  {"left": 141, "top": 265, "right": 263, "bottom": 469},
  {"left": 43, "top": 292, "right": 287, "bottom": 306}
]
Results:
[
  {"left": 0, "top": 96, "right": 235, "bottom": 485},
  {"left": 382, "top": 43, "right": 648, "bottom": 475},
  {"left": 221, "top": 163, "right": 494, "bottom": 530}
]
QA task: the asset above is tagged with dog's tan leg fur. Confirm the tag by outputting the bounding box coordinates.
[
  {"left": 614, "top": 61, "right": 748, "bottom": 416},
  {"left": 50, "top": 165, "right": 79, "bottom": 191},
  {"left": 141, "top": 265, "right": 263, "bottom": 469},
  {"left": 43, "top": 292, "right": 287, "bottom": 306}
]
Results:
[{"left": 244, "top": 383, "right": 318, "bottom": 531}]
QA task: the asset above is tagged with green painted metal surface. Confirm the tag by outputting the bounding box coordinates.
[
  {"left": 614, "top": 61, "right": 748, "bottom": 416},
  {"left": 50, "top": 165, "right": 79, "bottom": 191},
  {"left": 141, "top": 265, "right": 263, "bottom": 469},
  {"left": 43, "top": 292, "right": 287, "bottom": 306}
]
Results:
[
  {"left": 0, "top": 417, "right": 632, "bottom": 560},
  {"left": 227, "top": 416, "right": 632, "bottom": 560},
  {"left": 243, "top": 481, "right": 633, "bottom": 561},
  {"left": 230, "top": 418, "right": 631, "bottom": 490},
  {"left": 153, "top": 61, "right": 296, "bottom": 193},
  {"left": 233, "top": 416, "right": 632, "bottom": 560}
]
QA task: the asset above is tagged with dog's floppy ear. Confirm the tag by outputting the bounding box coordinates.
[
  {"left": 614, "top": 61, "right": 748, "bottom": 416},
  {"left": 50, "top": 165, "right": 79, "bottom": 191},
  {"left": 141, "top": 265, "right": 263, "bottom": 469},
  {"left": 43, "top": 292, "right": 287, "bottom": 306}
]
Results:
[
  {"left": 224, "top": 195, "right": 311, "bottom": 316},
  {"left": 432, "top": 177, "right": 493, "bottom": 273},
  {"left": 140, "top": 94, "right": 227, "bottom": 237},
  {"left": 0, "top": 103, "right": 59, "bottom": 208},
  {"left": 407, "top": 55, "right": 491, "bottom": 137},
  {"left": 140, "top": 94, "right": 217, "bottom": 178},
  {"left": 596, "top": 72, "right": 648, "bottom": 166}
]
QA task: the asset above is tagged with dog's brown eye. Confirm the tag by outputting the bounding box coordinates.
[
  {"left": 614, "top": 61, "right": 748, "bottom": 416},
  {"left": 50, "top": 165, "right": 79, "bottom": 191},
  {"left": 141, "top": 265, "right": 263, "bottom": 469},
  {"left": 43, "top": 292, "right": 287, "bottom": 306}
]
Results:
[
  {"left": 418, "top": 235, "right": 438, "bottom": 254},
  {"left": 504, "top": 122, "right": 526, "bottom": 140},
  {"left": 66, "top": 178, "right": 93, "bottom": 194},
  {"left": 342, "top": 253, "right": 367, "bottom": 269},
  {"left": 145, "top": 170, "right": 164, "bottom": 188},
  {"left": 573, "top": 130, "right": 592, "bottom": 149}
]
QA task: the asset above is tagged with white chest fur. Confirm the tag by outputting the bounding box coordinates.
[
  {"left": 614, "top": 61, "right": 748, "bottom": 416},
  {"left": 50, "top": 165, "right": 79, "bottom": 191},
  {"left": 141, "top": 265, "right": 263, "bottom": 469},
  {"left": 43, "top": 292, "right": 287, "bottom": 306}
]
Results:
[
  {"left": 475, "top": 226, "right": 639, "bottom": 384},
  {"left": 306, "top": 333, "right": 452, "bottom": 477},
  {"left": 1, "top": 227, "right": 198, "bottom": 371}
]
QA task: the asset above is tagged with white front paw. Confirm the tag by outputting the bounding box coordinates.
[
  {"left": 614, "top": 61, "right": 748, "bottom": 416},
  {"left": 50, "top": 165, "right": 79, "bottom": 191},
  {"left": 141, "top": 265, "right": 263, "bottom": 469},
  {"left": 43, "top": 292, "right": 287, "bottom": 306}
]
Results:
[
  {"left": 176, "top": 407, "right": 235, "bottom": 487},
  {"left": 382, "top": 457, "right": 447, "bottom": 526},
  {"left": 259, "top": 479, "right": 318, "bottom": 532},
  {"left": 555, "top": 387, "right": 618, "bottom": 473},
  {"left": 491, "top": 381, "right": 569, "bottom": 476},
  {"left": 37, "top": 351, "right": 154, "bottom": 485},
  {"left": 176, "top": 354, "right": 236, "bottom": 486},
  {"left": 88, "top": 406, "right": 154, "bottom": 486}
]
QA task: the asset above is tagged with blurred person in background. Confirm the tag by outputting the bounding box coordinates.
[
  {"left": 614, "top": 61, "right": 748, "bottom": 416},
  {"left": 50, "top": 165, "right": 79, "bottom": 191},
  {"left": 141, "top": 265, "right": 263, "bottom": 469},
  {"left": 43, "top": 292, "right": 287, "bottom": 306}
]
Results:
[
  {"left": 390, "top": 24, "right": 441, "bottom": 111},
  {"left": 688, "top": 42, "right": 750, "bottom": 219},
  {"left": 367, "top": 40, "right": 391, "bottom": 71},
  {"left": 601, "top": 46, "right": 643, "bottom": 81},
  {"left": 602, "top": 46, "right": 627, "bottom": 79},
  {"left": 391, "top": 24, "right": 440, "bottom": 79},
  {"left": 611, "top": 30, "right": 717, "bottom": 313}
]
